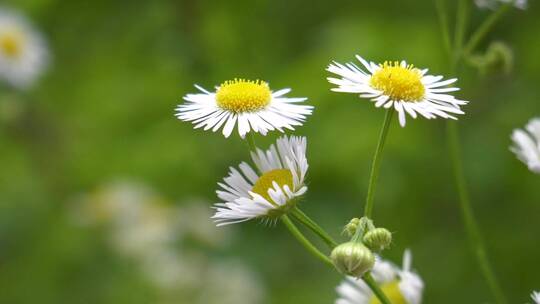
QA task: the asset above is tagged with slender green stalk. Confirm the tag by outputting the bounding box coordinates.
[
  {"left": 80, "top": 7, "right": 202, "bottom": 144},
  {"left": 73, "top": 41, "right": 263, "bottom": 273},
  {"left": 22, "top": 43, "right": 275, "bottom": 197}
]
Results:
[
  {"left": 246, "top": 132, "right": 257, "bottom": 152},
  {"left": 446, "top": 123, "right": 507, "bottom": 304},
  {"left": 435, "top": 0, "right": 452, "bottom": 57},
  {"left": 364, "top": 108, "right": 394, "bottom": 218},
  {"left": 463, "top": 3, "right": 512, "bottom": 56},
  {"left": 291, "top": 207, "right": 338, "bottom": 248},
  {"left": 453, "top": 0, "right": 470, "bottom": 63},
  {"left": 362, "top": 272, "right": 392, "bottom": 304},
  {"left": 435, "top": 2, "right": 508, "bottom": 302},
  {"left": 281, "top": 215, "right": 333, "bottom": 266}
]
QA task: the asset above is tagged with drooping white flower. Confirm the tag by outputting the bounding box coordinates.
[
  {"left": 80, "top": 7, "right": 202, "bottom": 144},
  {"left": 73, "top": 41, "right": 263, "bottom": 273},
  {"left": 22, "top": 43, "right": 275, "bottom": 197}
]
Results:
[
  {"left": 474, "top": 0, "right": 527, "bottom": 10},
  {"left": 212, "top": 135, "right": 308, "bottom": 226},
  {"left": 335, "top": 250, "right": 424, "bottom": 304},
  {"left": 510, "top": 118, "right": 540, "bottom": 174},
  {"left": 531, "top": 291, "right": 540, "bottom": 304},
  {"left": 175, "top": 79, "right": 313, "bottom": 138},
  {"left": 0, "top": 7, "right": 48, "bottom": 89},
  {"left": 327, "top": 55, "right": 468, "bottom": 127}
]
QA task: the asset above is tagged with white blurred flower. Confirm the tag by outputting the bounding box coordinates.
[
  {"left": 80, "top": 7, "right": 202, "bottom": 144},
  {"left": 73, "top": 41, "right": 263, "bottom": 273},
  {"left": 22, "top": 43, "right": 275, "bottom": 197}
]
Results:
[
  {"left": 176, "top": 79, "right": 313, "bottom": 138},
  {"left": 510, "top": 118, "right": 540, "bottom": 174},
  {"left": 474, "top": 0, "right": 527, "bottom": 10},
  {"left": 175, "top": 202, "right": 228, "bottom": 247},
  {"left": 199, "top": 261, "right": 265, "bottom": 304},
  {"left": 335, "top": 250, "right": 424, "bottom": 304},
  {"left": 532, "top": 291, "right": 540, "bottom": 304},
  {"left": 327, "top": 55, "right": 468, "bottom": 127},
  {"left": 72, "top": 181, "right": 265, "bottom": 304},
  {"left": 0, "top": 7, "right": 48, "bottom": 89}
]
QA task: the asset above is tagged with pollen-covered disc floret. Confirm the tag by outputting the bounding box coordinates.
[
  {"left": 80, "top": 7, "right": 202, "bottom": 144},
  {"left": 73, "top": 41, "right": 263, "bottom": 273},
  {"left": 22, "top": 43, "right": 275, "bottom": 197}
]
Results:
[
  {"left": 327, "top": 55, "right": 468, "bottom": 127},
  {"left": 212, "top": 136, "right": 308, "bottom": 226},
  {"left": 0, "top": 7, "right": 48, "bottom": 89},
  {"left": 175, "top": 78, "right": 313, "bottom": 138},
  {"left": 216, "top": 79, "right": 271, "bottom": 112},
  {"left": 335, "top": 250, "right": 424, "bottom": 304},
  {"left": 510, "top": 117, "right": 540, "bottom": 174}
]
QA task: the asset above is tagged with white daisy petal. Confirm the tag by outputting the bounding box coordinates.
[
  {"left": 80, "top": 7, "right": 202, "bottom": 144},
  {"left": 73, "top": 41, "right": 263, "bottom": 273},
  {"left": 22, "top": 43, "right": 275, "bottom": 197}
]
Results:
[
  {"left": 0, "top": 8, "right": 48, "bottom": 90},
  {"left": 176, "top": 79, "right": 312, "bottom": 138},
  {"left": 474, "top": 0, "right": 527, "bottom": 10},
  {"left": 212, "top": 136, "right": 309, "bottom": 226},
  {"left": 328, "top": 55, "right": 468, "bottom": 127},
  {"left": 531, "top": 291, "right": 540, "bottom": 304},
  {"left": 510, "top": 118, "right": 540, "bottom": 174}
]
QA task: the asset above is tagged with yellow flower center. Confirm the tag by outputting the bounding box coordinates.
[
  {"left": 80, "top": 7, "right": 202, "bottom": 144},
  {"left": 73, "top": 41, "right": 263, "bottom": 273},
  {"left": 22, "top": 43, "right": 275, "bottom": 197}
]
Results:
[
  {"left": 369, "top": 281, "right": 407, "bottom": 304},
  {"left": 370, "top": 61, "right": 425, "bottom": 101},
  {"left": 0, "top": 31, "right": 24, "bottom": 59},
  {"left": 216, "top": 79, "right": 271, "bottom": 113},
  {"left": 251, "top": 169, "right": 293, "bottom": 203}
]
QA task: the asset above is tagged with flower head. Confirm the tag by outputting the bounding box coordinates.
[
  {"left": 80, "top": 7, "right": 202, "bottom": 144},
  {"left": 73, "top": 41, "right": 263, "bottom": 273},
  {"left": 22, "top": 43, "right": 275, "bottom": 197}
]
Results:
[
  {"left": 0, "top": 7, "right": 48, "bottom": 89},
  {"left": 327, "top": 56, "right": 468, "bottom": 127},
  {"left": 532, "top": 291, "right": 540, "bottom": 304},
  {"left": 510, "top": 118, "right": 540, "bottom": 174},
  {"left": 212, "top": 135, "right": 308, "bottom": 226},
  {"left": 335, "top": 250, "right": 424, "bottom": 304},
  {"left": 176, "top": 78, "right": 313, "bottom": 138},
  {"left": 474, "top": 0, "right": 527, "bottom": 10}
]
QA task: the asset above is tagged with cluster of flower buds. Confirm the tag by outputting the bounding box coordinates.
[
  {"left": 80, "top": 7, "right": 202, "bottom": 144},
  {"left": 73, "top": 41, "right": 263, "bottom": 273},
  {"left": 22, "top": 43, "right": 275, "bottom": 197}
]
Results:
[{"left": 330, "top": 217, "right": 392, "bottom": 278}]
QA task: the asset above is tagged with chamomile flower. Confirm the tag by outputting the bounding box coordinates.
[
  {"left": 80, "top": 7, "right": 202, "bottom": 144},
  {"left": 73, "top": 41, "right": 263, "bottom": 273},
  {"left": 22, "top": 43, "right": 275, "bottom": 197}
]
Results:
[
  {"left": 0, "top": 7, "right": 48, "bottom": 89},
  {"left": 175, "top": 79, "right": 313, "bottom": 138},
  {"left": 510, "top": 118, "right": 540, "bottom": 174},
  {"left": 327, "top": 56, "right": 468, "bottom": 127},
  {"left": 212, "top": 135, "right": 308, "bottom": 226},
  {"left": 531, "top": 291, "right": 540, "bottom": 304},
  {"left": 474, "top": 0, "right": 527, "bottom": 10},
  {"left": 335, "top": 250, "right": 424, "bottom": 304}
]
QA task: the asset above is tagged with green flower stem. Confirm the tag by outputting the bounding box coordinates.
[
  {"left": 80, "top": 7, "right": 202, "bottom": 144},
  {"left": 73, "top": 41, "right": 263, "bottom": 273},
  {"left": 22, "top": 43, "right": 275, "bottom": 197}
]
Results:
[
  {"left": 363, "top": 272, "right": 392, "bottom": 304},
  {"left": 443, "top": 1, "right": 508, "bottom": 303},
  {"left": 364, "top": 108, "right": 394, "bottom": 218},
  {"left": 453, "top": 0, "right": 470, "bottom": 63},
  {"left": 435, "top": 0, "right": 452, "bottom": 57},
  {"left": 246, "top": 132, "right": 257, "bottom": 152},
  {"left": 291, "top": 207, "right": 339, "bottom": 249},
  {"left": 281, "top": 215, "right": 333, "bottom": 266},
  {"left": 463, "top": 3, "right": 512, "bottom": 56},
  {"left": 446, "top": 122, "right": 507, "bottom": 304}
]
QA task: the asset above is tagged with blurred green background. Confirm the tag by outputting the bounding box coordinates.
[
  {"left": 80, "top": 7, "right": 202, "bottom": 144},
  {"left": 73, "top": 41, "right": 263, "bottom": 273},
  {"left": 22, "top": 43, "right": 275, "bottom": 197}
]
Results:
[{"left": 0, "top": 0, "right": 539, "bottom": 303}]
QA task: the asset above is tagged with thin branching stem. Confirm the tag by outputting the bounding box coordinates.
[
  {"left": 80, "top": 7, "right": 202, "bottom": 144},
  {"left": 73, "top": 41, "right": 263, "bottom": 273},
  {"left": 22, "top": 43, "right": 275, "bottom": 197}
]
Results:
[
  {"left": 291, "top": 207, "right": 339, "bottom": 249},
  {"left": 281, "top": 215, "right": 333, "bottom": 266},
  {"left": 433, "top": 1, "right": 509, "bottom": 302}
]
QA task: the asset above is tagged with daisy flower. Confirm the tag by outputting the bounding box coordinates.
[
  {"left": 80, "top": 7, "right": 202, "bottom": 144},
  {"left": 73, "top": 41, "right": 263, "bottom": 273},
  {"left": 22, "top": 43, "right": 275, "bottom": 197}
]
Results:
[
  {"left": 532, "top": 291, "right": 540, "bottom": 304},
  {"left": 474, "top": 0, "right": 527, "bottom": 10},
  {"left": 212, "top": 135, "right": 308, "bottom": 226},
  {"left": 335, "top": 250, "right": 424, "bottom": 304},
  {"left": 327, "top": 55, "right": 468, "bottom": 127},
  {"left": 0, "top": 7, "right": 48, "bottom": 89},
  {"left": 175, "top": 79, "right": 313, "bottom": 138},
  {"left": 510, "top": 117, "right": 540, "bottom": 174}
]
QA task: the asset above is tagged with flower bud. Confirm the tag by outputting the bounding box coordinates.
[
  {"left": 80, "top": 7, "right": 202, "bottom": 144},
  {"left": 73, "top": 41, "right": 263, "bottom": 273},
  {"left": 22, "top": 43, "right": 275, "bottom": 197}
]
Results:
[
  {"left": 330, "top": 242, "right": 375, "bottom": 278},
  {"left": 343, "top": 218, "right": 361, "bottom": 237},
  {"left": 363, "top": 227, "right": 392, "bottom": 252}
]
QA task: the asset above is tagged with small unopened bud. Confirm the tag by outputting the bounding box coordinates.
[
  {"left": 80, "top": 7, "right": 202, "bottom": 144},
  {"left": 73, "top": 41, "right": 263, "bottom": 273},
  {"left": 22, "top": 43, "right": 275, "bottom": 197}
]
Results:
[
  {"left": 343, "top": 218, "right": 361, "bottom": 237},
  {"left": 330, "top": 242, "right": 375, "bottom": 278},
  {"left": 363, "top": 227, "right": 392, "bottom": 252}
]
